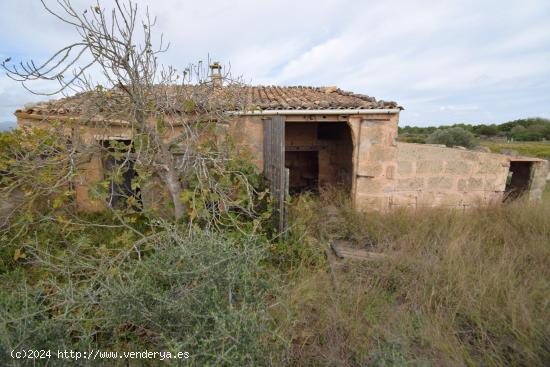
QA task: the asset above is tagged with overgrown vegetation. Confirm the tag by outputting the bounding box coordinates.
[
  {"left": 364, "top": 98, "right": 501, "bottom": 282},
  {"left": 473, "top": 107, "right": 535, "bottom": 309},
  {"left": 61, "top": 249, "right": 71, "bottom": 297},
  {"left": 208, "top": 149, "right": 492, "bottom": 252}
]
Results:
[
  {"left": 2, "top": 150, "right": 550, "bottom": 366},
  {"left": 276, "top": 189, "right": 550, "bottom": 366},
  {"left": 1, "top": 221, "right": 282, "bottom": 366},
  {"left": 0, "top": 126, "right": 282, "bottom": 366},
  {"left": 1, "top": 1, "right": 549, "bottom": 366}
]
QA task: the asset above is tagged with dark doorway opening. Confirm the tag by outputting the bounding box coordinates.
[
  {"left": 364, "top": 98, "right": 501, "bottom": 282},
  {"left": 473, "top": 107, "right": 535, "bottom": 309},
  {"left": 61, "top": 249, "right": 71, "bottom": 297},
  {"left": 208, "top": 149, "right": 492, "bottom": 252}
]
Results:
[
  {"left": 102, "top": 140, "right": 142, "bottom": 209},
  {"left": 285, "top": 121, "right": 353, "bottom": 195},
  {"left": 285, "top": 151, "right": 319, "bottom": 194},
  {"left": 504, "top": 161, "right": 532, "bottom": 201}
]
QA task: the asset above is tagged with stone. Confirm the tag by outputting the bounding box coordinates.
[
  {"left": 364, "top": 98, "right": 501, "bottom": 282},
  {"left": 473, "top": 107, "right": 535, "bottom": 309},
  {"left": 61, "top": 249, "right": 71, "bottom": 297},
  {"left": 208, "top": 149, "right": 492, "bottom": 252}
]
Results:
[
  {"left": 484, "top": 176, "right": 505, "bottom": 191},
  {"left": 445, "top": 161, "right": 471, "bottom": 175},
  {"left": 427, "top": 176, "right": 454, "bottom": 190},
  {"left": 357, "top": 177, "right": 384, "bottom": 192},
  {"left": 460, "top": 151, "right": 480, "bottom": 161},
  {"left": 458, "top": 177, "right": 483, "bottom": 191},
  {"left": 368, "top": 147, "right": 397, "bottom": 162},
  {"left": 416, "top": 160, "right": 443, "bottom": 174},
  {"left": 397, "top": 161, "right": 413, "bottom": 176},
  {"left": 390, "top": 193, "right": 417, "bottom": 207},
  {"left": 396, "top": 177, "right": 424, "bottom": 191},
  {"left": 385, "top": 165, "right": 396, "bottom": 179},
  {"left": 359, "top": 162, "right": 383, "bottom": 177}
]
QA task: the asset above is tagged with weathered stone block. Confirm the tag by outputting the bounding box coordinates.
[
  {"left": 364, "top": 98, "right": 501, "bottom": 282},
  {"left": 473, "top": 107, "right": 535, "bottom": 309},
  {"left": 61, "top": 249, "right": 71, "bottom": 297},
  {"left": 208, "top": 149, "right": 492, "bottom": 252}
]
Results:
[
  {"left": 460, "top": 151, "right": 480, "bottom": 161},
  {"left": 475, "top": 161, "right": 502, "bottom": 174},
  {"left": 397, "top": 161, "right": 413, "bottom": 176},
  {"left": 357, "top": 177, "right": 384, "bottom": 193},
  {"left": 427, "top": 176, "right": 454, "bottom": 190},
  {"left": 396, "top": 177, "right": 424, "bottom": 191},
  {"left": 363, "top": 126, "right": 384, "bottom": 144},
  {"left": 457, "top": 177, "right": 483, "bottom": 191},
  {"left": 361, "top": 163, "right": 383, "bottom": 176},
  {"left": 445, "top": 161, "right": 471, "bottom": 175},
  {"left": 390, "top": 193, "right": 417, "bottom": 207},
  {"left": 438, "top": 192, "right": 464, "bottom": 207},
  {"left": 368, "top": 146, "right": 397, "bottom": 162},
  {"left": 385, "top": 165, "right": 396, "bottom": 179},
  {"left": 468, "top": 177, "right": 483, "bottom": 190},
  {"left": 417, "top": 160, "right": 443, "bottom": 174},
  {"left": 484, "top": 176, "right": 506, "bottom": 191}
]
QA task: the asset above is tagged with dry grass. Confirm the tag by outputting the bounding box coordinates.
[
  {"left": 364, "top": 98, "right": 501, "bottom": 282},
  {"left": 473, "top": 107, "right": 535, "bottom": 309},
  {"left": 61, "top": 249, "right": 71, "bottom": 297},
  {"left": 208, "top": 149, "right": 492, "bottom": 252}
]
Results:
[{"left": 276, "top": 190, "right": 550, "bottom": 366}]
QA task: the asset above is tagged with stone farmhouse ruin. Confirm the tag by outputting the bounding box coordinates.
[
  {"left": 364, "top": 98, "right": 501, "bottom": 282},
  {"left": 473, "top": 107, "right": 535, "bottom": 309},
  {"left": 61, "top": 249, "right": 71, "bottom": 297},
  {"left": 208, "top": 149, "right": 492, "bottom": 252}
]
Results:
[{"left": 14, "top": 74, "right": 548, "bottom": 216}]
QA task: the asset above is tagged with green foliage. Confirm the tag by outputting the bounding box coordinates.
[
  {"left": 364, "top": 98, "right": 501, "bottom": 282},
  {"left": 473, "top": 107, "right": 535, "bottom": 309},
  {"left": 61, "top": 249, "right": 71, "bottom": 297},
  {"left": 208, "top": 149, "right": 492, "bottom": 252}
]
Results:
[
  {"left": 426, "top": 126, "right": 478, "bottom": 148},
  {"left": 474, "top": 124, "right": 498, "bottom": 136},
  {"left": 506, "top": 122, "right": 550, "bottom": 141},
  {"left": 0, "top": 127, "right": 71, "bottom": 188},
  {"left": 399, "top": 117, "right": 550, "bottom": 142},
  {"left": 266, "top": 193, "right": 326, "bottom": 272},
  {"left": 0, "top": 127, "right": 80, "bottom": 234},
  {"left": 0, "top": 226, "right": 281, "bottom": 366},
  {"left": 177, "top": 137, "right": 273, "bottom": 235}
]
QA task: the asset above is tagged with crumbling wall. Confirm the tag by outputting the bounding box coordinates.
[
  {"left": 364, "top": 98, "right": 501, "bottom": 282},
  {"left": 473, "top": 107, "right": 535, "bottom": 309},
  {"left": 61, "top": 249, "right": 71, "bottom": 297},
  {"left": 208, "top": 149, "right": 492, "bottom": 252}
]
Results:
[
  {"left": 527, "top": 160, "right": 549, "bottom": 201},
  {"left": 226, "top": 115, "right": 264, "bottom": 170},
  {"left": 391, "top": 143, "right": 510, "bottom": 208},
  {"left": 349, "top": 114, "right": 399, "bottom": 211}
]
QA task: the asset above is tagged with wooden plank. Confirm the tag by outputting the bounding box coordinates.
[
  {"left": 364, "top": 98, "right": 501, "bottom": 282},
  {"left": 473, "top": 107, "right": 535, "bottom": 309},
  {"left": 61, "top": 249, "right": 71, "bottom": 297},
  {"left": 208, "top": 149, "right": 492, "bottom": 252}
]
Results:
[
  {"left": 331, "top": 239, "right": 386, "bottom": 261},
  {"left": 275, "top": 115, "right": 285, "bottom": 232},
  {"left": 263, "top": 116, "right": 286, "bottom": 233}
]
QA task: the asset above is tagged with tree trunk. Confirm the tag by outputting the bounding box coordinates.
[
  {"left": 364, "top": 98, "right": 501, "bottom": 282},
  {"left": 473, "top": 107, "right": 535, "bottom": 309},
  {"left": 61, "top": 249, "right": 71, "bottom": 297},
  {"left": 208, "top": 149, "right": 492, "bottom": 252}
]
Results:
[{"left": 163, "top": 167, "right": 186, "bottom": 221}]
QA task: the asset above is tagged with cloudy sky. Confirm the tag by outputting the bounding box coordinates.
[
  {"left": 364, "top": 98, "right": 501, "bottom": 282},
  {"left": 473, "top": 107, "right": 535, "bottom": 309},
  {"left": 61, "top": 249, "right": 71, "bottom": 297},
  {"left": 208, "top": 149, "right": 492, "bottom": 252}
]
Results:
[{"left": 1, "top": 0, "right": 550, "bottom": 129}]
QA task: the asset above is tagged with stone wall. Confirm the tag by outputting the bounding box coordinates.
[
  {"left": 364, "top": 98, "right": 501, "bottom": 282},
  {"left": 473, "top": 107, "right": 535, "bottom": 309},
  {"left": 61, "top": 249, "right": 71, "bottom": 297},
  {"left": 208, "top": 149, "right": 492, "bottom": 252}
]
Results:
[
  {"left": 352, "top": 136, "right": 515, "bottom": 210},
  {"left": 17, "top": 112, "right": 546, "bottom": 214},
  {"left": 390, "top": 143, "right": 510, "bottom": 208},
  {"left": 349, "top": 114, "right": 399, "bottom": 210},
  {"left": 524, "top": 160, "right": 549, "bottom": 201}
]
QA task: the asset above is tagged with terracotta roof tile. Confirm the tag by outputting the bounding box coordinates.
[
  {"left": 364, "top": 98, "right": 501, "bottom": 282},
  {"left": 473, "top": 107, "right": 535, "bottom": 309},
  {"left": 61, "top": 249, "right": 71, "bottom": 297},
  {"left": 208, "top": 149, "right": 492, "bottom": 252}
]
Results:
[{"left": 15, "top": 85, "right": 402, "bottom": 118}]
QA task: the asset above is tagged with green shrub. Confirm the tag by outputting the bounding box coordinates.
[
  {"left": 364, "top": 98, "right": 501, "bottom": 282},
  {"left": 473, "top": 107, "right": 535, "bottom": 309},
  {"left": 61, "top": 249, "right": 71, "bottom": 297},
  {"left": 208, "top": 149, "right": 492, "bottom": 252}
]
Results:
[
  {"left": 0, "top": 228, "right": 281, "bottom": 366},
  {"left": 474, "top": 124, "right": 498, "bottom": 136},
  {"left": 426, "top": 127, "right": 478, "bottom": 148}
]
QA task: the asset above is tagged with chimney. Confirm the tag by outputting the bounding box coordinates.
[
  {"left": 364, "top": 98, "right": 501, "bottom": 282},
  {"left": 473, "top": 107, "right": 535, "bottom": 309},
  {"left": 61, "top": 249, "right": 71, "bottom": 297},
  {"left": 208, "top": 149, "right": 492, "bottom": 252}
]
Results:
[{"left": 209, "top": 62, "right": 222, "bottom": 87}]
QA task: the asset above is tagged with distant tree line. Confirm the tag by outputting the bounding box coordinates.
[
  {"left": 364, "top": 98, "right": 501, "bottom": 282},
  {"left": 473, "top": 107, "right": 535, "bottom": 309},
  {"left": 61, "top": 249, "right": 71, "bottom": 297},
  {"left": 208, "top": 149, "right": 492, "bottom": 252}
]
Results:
[{"left": 399, "top": 118, "right": 550, "bottom": 143}]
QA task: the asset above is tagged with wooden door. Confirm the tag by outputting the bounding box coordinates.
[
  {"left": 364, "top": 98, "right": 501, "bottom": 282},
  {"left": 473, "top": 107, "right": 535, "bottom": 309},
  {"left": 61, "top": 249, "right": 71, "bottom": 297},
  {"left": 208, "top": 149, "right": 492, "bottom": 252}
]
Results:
[{"left": 263, "top": 116, "right": 286, "bottom": 232}]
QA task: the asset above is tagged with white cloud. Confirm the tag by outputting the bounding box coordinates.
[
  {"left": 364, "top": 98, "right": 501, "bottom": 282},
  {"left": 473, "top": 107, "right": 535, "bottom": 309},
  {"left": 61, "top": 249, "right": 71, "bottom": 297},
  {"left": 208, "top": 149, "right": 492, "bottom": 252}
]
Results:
[{"left": 0, "top": 0, "right": 549, "bottom": 126}]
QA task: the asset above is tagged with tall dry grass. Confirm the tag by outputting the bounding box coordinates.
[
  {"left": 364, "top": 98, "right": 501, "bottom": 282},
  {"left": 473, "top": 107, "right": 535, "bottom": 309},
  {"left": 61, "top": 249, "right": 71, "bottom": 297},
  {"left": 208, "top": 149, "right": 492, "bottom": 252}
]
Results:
[{"left": 277, "top": 190, "right": 550, "bottom": 366}]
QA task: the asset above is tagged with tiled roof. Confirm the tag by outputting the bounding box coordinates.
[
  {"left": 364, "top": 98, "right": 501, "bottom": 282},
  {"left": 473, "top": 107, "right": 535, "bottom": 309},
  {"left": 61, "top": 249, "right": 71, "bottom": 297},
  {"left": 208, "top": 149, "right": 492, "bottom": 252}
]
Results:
[
  {"left": 239, "top": 86, "right": 401, "bottom": 110},
  {"left": 15, "top": 85, "right": 402, "bottom": 118}
]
